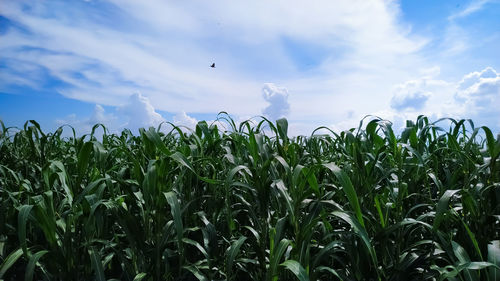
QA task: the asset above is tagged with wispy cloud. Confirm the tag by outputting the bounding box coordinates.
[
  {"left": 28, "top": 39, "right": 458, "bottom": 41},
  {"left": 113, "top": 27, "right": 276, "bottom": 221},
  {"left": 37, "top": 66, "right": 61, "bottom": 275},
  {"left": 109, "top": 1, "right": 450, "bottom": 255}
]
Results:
[
  {"left": 448, "top": 0, "right": 494, "bottom": 21},
  {"left": 0, "top": 1, "right": 427, "bottom": 118}
]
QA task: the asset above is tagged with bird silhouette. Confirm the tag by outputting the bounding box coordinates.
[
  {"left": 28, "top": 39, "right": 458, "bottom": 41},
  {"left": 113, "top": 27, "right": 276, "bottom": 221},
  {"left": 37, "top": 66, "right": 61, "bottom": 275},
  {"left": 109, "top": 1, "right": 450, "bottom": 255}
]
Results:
[{"left": 210, "top": 63, "right": 215, "bottom": 68}]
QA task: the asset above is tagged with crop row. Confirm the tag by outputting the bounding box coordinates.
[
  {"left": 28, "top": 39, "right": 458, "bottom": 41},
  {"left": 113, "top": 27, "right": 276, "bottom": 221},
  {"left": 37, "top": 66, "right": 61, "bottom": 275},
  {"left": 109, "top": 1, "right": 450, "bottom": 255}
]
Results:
[{"left": 0, "top": 115, "right": 499, "bottom": 280}]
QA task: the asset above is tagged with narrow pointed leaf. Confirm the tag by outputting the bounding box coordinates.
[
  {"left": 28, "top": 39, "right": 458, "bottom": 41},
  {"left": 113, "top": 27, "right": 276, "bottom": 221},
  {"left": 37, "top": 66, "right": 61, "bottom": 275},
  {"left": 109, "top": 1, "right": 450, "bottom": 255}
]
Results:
[
  {"left": 281, "top": 260, "right": 309, "bottom": 281},
  {"left": 25, "top": 250, "right": 48, "bottom": 281}
]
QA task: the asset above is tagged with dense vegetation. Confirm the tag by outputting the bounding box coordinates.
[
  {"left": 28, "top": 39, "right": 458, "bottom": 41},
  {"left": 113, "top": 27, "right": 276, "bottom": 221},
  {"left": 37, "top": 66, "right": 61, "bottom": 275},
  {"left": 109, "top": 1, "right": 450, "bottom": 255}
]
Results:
[{"left": 1, "top": 114, "right": 499, "bottom": 281}]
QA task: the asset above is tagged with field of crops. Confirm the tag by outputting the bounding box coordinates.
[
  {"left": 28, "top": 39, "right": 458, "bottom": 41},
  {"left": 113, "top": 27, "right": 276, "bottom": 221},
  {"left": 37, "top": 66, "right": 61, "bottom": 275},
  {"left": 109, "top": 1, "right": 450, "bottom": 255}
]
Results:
[{"left": 1, "top": 114, "right": 499, "bottom": 281}]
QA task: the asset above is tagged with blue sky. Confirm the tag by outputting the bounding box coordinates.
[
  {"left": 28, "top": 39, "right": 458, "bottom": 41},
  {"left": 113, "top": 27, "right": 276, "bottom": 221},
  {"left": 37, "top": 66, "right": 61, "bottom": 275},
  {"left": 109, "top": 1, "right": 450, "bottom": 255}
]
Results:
[{"left": 1, "top": 0, "right": 499, "bottom": 135}]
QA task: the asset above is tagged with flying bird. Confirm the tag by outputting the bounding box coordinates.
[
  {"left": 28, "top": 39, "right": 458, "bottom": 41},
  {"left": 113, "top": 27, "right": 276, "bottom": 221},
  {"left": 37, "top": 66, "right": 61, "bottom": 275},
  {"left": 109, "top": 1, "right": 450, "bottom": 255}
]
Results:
[{"left": 210, "top": 63, "right": 215, "bottom": 68}]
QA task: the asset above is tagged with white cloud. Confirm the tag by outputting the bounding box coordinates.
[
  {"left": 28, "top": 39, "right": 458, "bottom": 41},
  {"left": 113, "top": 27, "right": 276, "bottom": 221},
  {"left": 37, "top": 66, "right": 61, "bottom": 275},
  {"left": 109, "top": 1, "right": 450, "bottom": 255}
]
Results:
[
  {"left": 457, "top": 67, "right": 498, "bottom": 91},
  {"left": 418, "top": 66, "right": 441, "bottom": 78},
  {"left": 0, "top": 59, "right": 47, "bottom": 90},
  {"left": 56, "top": 93, "right": 167, "bottom": 135},
  {"left": 56, "top": 104, "right": 118, "bottom": 135},
  {"left": 448, "top": 0, "right": 493, "bottom": 21},
  {"left": 88, "top": 104, "right": 109, "bottom": 125},
  {"left": 381, "top": 67, "right": 500, "bottom": 131},
  {"left": 173, "top": 111, "right": 198, "bottom": 130},
  {"left": 262, "top": 83, "right": 290, "bottom": 121},
  {"left": 0, "top": 0, "right": 427, "bottom": 118},
  {"left": 390, "top": 79, "right": 431, "bottom": 111},
  {"left": 0, "top": 2, "right": 264, "bottom": 114},
  {"left": 443, "top": 1, "right": 498, "bottom": 57},
  {"left": 1, "top": 1, "right": 499, "bottom": 134},
  {"left": 118, "top": 93, "right": 165, "bottom": 131},
  {"left": 391, "top": 91, "right": 430, "bottom": 111},
  {"left": 172, "top": 111, "right": 237, "bottom": 134},
  {"left": 454, "top": 68, "right": 500, "bottom": 127}
]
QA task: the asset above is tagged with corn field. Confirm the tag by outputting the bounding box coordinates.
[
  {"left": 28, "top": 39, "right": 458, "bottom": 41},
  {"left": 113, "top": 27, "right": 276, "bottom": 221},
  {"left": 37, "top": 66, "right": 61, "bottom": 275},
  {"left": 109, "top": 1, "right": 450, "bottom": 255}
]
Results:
[{"left": 1, "top": 114, "right": 499, "bottom": 281}]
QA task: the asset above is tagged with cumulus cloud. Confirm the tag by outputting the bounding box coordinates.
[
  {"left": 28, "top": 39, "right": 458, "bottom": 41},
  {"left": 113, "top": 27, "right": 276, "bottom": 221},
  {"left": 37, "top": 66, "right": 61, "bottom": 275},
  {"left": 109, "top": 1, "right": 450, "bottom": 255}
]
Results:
[
  {"left": 262, "top": 83, "right": 290, "bottom": 121},
  {"left": 118, "top": 92, "right": 165, "bottom": 131},
  {"left": 457, "top": 67, "right": 498, "bottom": 91},
  {"left": 171, "top": 111, "right": 234, "bottom": 133},
  {"left": 88, "top": 104, "right": 109, "bottom": 125},
  {"left": 390, "top": 79, "right": 432, "bottom": 111},
  {"left": 56, "top": 92, "right": 166, "bottom": 135},
  {"left": 385, "top": 67, "right": 500, "bottom": 131},
  {"left": 391, "top": 91, "right": 431, "bottom": 111},
  {"left": 56, "top": 104, "right": 118, "bottom": 135},
  {"left": 173, "top": 111, "right": 198, "bottom": 129},
  {"left": 454, "top": 67, "right": 500, "bottom": 126}
]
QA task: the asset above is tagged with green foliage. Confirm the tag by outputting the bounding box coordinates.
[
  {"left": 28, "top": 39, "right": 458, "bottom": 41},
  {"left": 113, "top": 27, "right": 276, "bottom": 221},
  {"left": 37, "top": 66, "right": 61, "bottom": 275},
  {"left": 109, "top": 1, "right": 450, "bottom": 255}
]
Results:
[{"left": 0, "top": 115, "right": 499, "bottom": 280}]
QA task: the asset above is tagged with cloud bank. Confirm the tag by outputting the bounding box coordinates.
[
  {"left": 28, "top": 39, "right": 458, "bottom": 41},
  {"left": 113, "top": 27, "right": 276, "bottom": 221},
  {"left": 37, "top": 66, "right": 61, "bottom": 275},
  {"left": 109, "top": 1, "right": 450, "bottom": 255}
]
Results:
[
  {"left": 56, "top": 104, "right": 118, "bottom": 135},
  {"left": 57, "top": 93, "right": 165, "bottom": 134},
  {"left": 455, "top": 67, "right": 500, "bottom": 126},
  {"left": 381, "top": 66, "right": 500, "bottom": 131}
]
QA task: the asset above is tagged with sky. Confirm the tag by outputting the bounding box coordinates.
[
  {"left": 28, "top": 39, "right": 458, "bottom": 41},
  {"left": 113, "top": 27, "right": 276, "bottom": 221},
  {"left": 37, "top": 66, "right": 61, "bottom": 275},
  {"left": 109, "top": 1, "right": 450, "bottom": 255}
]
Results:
[{"left": 1, "top": 0, "right": 499, "bottom": 136}]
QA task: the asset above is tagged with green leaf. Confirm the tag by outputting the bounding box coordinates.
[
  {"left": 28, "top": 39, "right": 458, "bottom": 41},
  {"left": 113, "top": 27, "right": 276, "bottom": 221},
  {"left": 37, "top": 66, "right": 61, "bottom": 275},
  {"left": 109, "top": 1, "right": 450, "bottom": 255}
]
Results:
[
  {"left": 433, "top": 189, "right": 460, "bottom": 229},
  {"left": 0, "top": 248, "right": 23, "bottom": 279},
  {"left": 481, "top": 126, "right": 500, "bottom": 158},
  {"left": 303, "top": 167, "right": 319, "bottom": 196},
  {"left": 183, "top": 238, "right": 209, "bottom": 260},
  {"left": 276, "top": 118, "right": 289, "bottom": 143},
  {"left": 281, "top": 260, "right": 309, "bottom": 281},
  {"left": 457, "top": 215, "right": 483, "bottom": 261},
  {"left": 18, "top": 205, "right": 33, "bottom": 256},
  {"left": 374, "top": 195, "right": 385, "bottom": 228},
  {"left": 144, "top": 128, "right": 171, "bottom": 155},
  {"left": 132, "top": 273, "right": 147, "bottom": 281},
  {"left": 183, "top": 265, "right": 208, "bottom": 281},
  {"left": 458, "top": 262, "right": 498, "bottom": 271},
  {"left": 226, "top": 236, "right": 247, "bottom": 278},
  {"left": 89, "top": 247, "right": 106, "bottom": 281},
  {"left": 51, "top": 161, "right": 73, "bottom": 206},
  {"left": 25, "top": 250, "right": 48, "bottom": 281},
  {"left": 165, "top": 192, "right": 184, "bottom": 254},
  {"left": 275, "top": 181, "right": 295, "bottom": 226},
  {"left": 77, "top": 141, "right": 93, "bottom": 179},
  {"left": 170, "top": 152, "right": 218, "bottom": 184},
  {"left": 269, "top": 239, "right": 291, "bottom": 281},
  {"left": 170, "top": 151, "right": 196, "bottom": 172},
  {"left": 28, "top": 120, "right": 45, "bottom": 137},
  {"left": 74, "top": 178, "right": 106, "bottom": 205},
  {"left": 452, "top": 241, "right": 472, "bottom": 263},
  {"left": 437, "top": 261, "right": 500, "bottom": 280},
  {"left": 324, "top": 163, "right": 365, "bottom": 227},
  {"left": 315, "top": 266, "right": 342, "bottom": 280},
  {"left": 312, "top": 240, "right": 341, "bottom": 268},
  {"left": 331, "top": 211, "right": 378, "bottom": 274}
]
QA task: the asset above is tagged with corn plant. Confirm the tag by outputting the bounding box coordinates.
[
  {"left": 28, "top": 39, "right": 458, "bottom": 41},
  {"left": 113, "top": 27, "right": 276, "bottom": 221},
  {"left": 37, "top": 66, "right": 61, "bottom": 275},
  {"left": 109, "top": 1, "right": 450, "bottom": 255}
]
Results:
[{"left": 0, "top": 115, "right": 499, "bottom": 281}]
